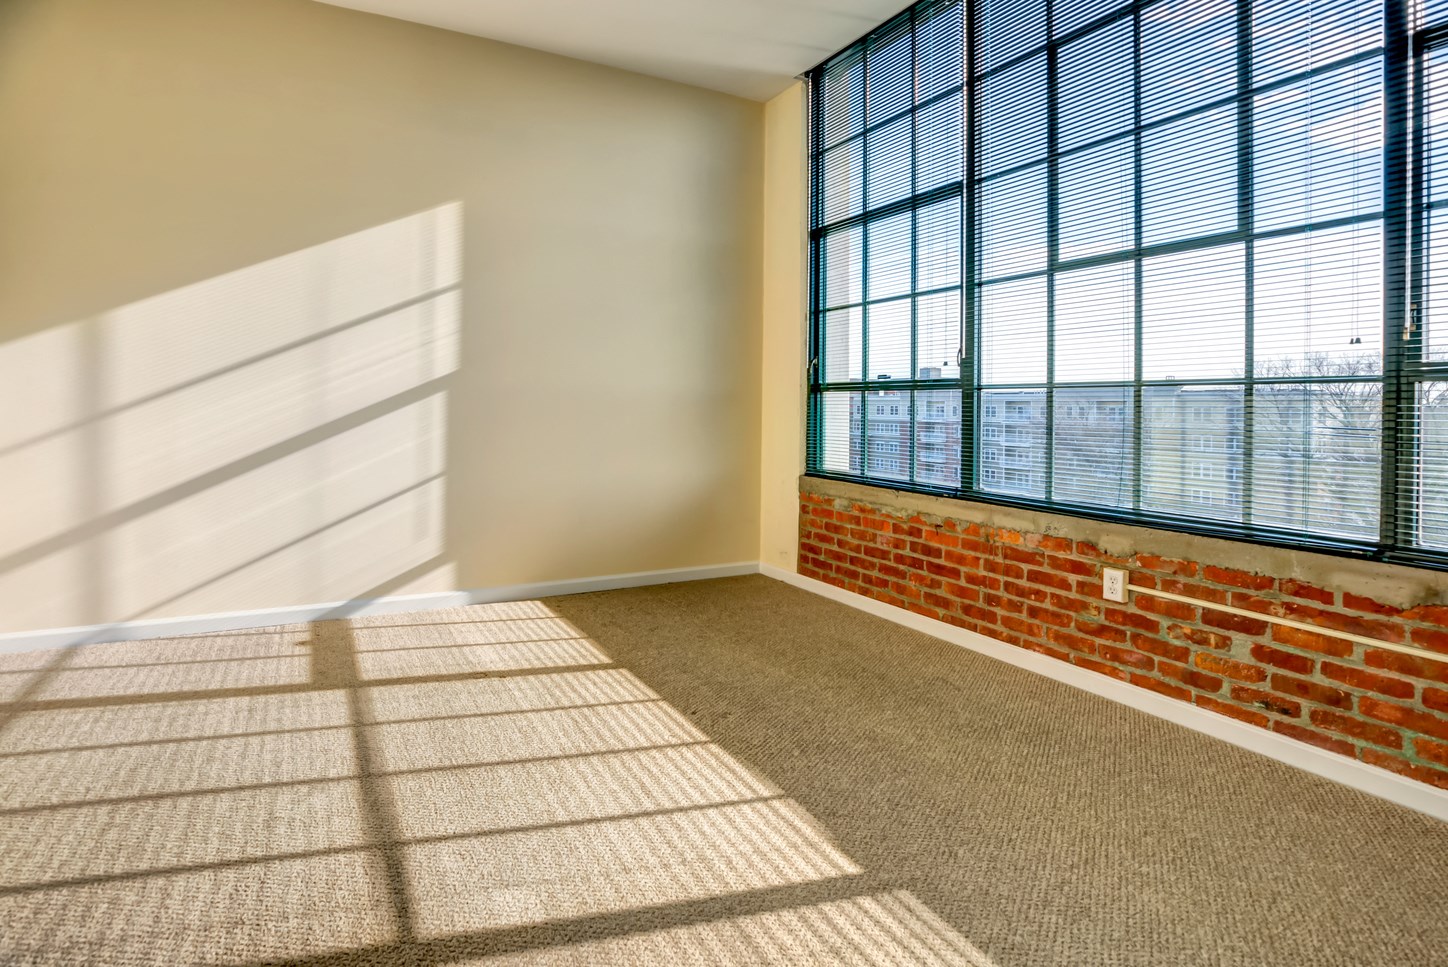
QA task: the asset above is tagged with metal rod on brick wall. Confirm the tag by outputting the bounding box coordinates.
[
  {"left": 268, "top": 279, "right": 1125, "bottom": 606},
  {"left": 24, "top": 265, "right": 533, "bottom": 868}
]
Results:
[{"left": 1129, "top": 585, "right": 1439, "bottom": 661}]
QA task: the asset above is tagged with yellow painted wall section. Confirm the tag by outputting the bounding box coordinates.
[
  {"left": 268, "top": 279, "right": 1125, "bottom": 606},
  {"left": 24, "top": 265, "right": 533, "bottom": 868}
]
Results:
[
  {"left": 759, "top": 81, "right": 808, "bottom": 572},
  {"left": 0, "top": 0, "right": 763, "bottom": 633}
]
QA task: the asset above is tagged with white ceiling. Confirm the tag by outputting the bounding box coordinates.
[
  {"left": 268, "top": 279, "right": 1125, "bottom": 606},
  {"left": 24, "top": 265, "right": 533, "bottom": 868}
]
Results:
[{"left": 313, "top": 0, "right": 913, "bottom": 101}]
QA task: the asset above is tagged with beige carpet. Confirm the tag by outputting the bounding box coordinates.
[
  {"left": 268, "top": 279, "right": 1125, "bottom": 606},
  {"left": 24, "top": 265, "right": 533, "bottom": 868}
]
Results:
[{"left": 0, "top": 575, "right": 1444, "bottom": 966}]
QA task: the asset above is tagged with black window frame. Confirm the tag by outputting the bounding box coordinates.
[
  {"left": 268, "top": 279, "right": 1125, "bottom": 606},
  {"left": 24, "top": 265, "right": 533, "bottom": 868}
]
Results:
[{"left": 805, "top": 0, "right": 1448, "bottom": 571}]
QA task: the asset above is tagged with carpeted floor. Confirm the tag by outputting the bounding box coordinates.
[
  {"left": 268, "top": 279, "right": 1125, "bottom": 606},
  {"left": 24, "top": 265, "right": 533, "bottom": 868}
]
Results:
[{"left": 0, "top": 574, "right": 1445, "bottom": 966}]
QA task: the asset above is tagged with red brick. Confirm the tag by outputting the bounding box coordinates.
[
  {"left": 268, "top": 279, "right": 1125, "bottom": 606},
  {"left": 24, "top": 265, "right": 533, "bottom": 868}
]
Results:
[
  {"left": 1364, "top": 648, "right": 1448, "bottom": 685},
  {"left": 1033, "top": 534, "right": 1075, "bottom": 553},
  {"left": 1025, "top": 604, "right": 1074, "bottom": 629},
  {"left": 983, "top": 559, "right": 1026, "bottom": 580},
  {"left": 1197, "top": 694, "right": 1271, "bottom": 728},
  {"left": 1416, "top": 736, "right": 1448, "bottom": 768},
  {"left": 1361, "top": 749, "right": 1448, "bottom": 790},
  {"left": 1074, "top": 656, "right": 1130, "bottom": 681},
  {"left": 1202, "top": 566, "right": 1275, "bottom": 592},
  {"left": 1320, "top": 662, "right": 1415, "bottom": 699},
  {"left": 1229, "top": 685, "right": 1300, "bottom": 718},
  {"left": 1047, "top": 628, "right": 1099, "bottom": 656},
  {"left": 1100, "top": 607, "right": 1161, "bottom": 634},
  {"left": 1282, "top": 605, "right": 1406, "bottom": 644},
  {"left": 1022, "top": 641, "right": 1072, "bottom": 662},
  {"left": 1158, "top": 661, "right": 1224, "bottom": 693},
  {"left": 943, "top": 549, "right": 983, "bottom": 570},
  {"left": 1194, "top": 652, "right": 1267, "bottom": 683},
  {"left": 925, "top": 561, "right": 962, "bottom": 581},
  {"left": 1158, "top": 579, "right": 1229, "bottom": 605},
  {"left": 1426, "top": 688, "right": 1448, "bottom": 714},
  {"left": 1000, "top": 615, "right": 1045, "bottom": 639},
  {"left": 1202, "top": 608, "right": 1270, "bottom": 637},
  {"left": 1411, "top": 627, "right": 1448, "bottom": 655},
  {"left": 1129, "top": 633, "right": 1190, "bottom": 664},
  {"left": 1137, "top": 595, "right": 1198, "bottom": 622},
  {"left": 1000, "top": 546, "right": 1046, "bottom": 567},
  {"left": 1073, "top": 619, "right": 1128, "bottom": 644},
  {"left": 1269, "top": 674, "right": 1352, "bottom": 709},
  {"left": 1074, "top": 542, "right": 1127, "bottom": 564},
  {"left": 1280, "top": 578, "right": 1335, "bottom": 605},
  {"left": 1403, "top": 604, "right": 1448, "bottom": 627},
  {"left": 1270, "top": 624, "right": 1354, "bottom": 658},
  {"left": 1024, "top": 568, "right": 1074, "bottom": 592},
  {"left": 993, "top": 528, "right": 1024, "bottom": 544},
  {"left": 1272, "top": 721, "right": 1355, "bottom": 757},
  {"left": 1342, "top": 592, "right": 1401, "bottom": 617},
  {"left": 1075, "top": 578, "right": 1105, "bottom": 598},
  {"left": 1097, "top": 644, "right": 1155, "bottom": 670},
  {"left": 1044, "top": 554, "right": 1096, "bottom": 577},
  {"left": 1359, "top": 697, "right": 1448, "bottom": 741},
  {"left": 1168, "top": 624, "right": 1233, "bottom": 651},
  {"left": 1309, "top": 709, "right": 1403, "bottom": 749},
  {"left": 909, "top": 541, "right": 945, "bottom": 561},
  {"left": 921, "top": 528, "right": 960, "bottom": 548},
  {"left": 1134, "top": 554, "right": 1198, "bottom": 577},
  {"left": 1249, "top": 644, "right": 1314, "bottom": 674},
  {"left": 1048, "top": 592, "right": 1096, "bottom": 615},
  {"left": 1129, "top": 674, "right": 1192, "bottom": 702}
]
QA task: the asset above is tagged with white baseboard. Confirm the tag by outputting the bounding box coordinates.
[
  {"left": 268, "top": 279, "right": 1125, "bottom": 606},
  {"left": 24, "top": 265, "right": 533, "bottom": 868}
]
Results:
[
  {"left": 0, "top": 561, "right": 761, "bottom": 654},
  {"left": 761, "top": 563, "right": 1448, "bottom": 824}
]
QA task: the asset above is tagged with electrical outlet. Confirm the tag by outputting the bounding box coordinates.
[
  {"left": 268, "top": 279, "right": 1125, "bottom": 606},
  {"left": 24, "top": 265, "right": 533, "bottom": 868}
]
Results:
[{"left": 1103, "top": 567, "right": 1128, "bottom": 603}]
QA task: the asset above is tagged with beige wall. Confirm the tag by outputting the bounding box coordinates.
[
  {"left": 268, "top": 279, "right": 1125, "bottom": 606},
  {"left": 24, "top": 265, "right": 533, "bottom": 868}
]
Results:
[
  {"left": 0, "top": 0, "right": 763, "bottom": 633},
  {"left": 759, "top": 82, "right": 808, "bottom": 572}
]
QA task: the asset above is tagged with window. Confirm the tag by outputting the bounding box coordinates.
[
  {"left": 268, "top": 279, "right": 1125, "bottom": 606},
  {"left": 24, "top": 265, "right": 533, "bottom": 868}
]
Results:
[{"left": 807, "top": 0, "right": 1448, "bottom": 565}]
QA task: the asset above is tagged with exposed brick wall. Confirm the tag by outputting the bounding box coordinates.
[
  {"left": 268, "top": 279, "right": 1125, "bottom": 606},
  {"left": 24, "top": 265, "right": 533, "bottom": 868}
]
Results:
[{"left": 798, "top": 489, "right": 1448, "bottom": 790}]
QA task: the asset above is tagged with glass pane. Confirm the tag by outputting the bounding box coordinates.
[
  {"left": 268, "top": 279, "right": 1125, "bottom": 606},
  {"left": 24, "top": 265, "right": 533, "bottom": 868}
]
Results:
[
  {"left": 1254, "top": 0, "right": 1381, "bottom": 87},
  {"left": 1141, "top": 0, "right": 1238, "bottom": 123},
  {"left": 1427, "top": 212, "right": 1448, "bottom": 363},
  {"left": 1253, "top": 222, "right": 1382, "bottom": 375},
  {"left": 866, "top": 115, "right": 913, "bottom": 210},
  {"left": 977, "top": 0, "right": 1046, "bottom": 73},
  {"left": 1058, "top": 18, "right": 1136, "bottom": 151},
  {"left": 917, "top": 198, "right": 962, "bottom": 290},
  {"left": 979, "top": 390, "right": 1047, "bottom": 497},
  {"left": 820, "top": 140, "right": 864, "bottom": 224},
  {"left": 1142, "top": 105, "right": 1239, "bottom": 245},
  {"left": 866, "top": 387, "right": 912, "bottom": 481},
  {"left": 1059, "top": 137, "right": 1136, "bottom": 260},
  {"left": 918, "top": 1, "right": 965, "bottom": 101},
  {"left": 1253, "top": 60, "right": 1383, "bottom": 232},
  {"left": 820, "top": 52, "right": 864, "bottom": 148},
  {"left": 822, "top": 225, "right": 862, "bottom": 308},
  {"left": 867, "top": 20, "right": 914, "bottom": 124},
  {"left": 1427, "top": 47, "right": 1448, "bottom": 205},
  {"left": 1419, "top": 382, "right": 1448, "bottom": 550},
  {"left": 867, "top": 298, "right": 912, "bottom": 382},
  {"left": 980, "top": 165, "right": 1048, "bottom": 278},
  {"left": 1251, "top": 382, "right": 1381, "bottom": 538},
  {"left": 917, "top": 92, "right": 964, "bottom": 192},
  {"left": 980, "top": 276, "right": 1047, "bottom": 385},
  {"left": 980, "top": 53, "right": 1048, "bottom": 175},
  {"left": 823, "top": 307, "right": 863, "bottom": 382},
  {"left": 1053, "top": 387, "right": 1134, "bottom": 508},
  {"left": 1055, "top": 261, "right": 1136, "bottom": 382},
  {"left": 1055, "top": 0, "right": 1130, "bottom": 36},
  {"left": 1142, "top": 243, "right": 1246, "bottom": 379},
  {"left": 914, "top": 388, "right": 963, "bottom": 488},
  {"left": 917, "top": 290, "right": 963, "bottom": 380},
  {"left": 866, "top": 211, "right": 912, "bottom": 301},
  {"left": 1141, "top": 385, "right": 1245, "bottom": 522},
  {"left": 817, "top": 391, "right": 861, "bottom": 474}
]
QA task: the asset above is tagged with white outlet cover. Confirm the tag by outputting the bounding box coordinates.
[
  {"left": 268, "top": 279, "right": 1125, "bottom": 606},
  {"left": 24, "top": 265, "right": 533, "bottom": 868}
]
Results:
[{"left": 1103, "top": 567, "right": 1128, "bottom": 603}]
